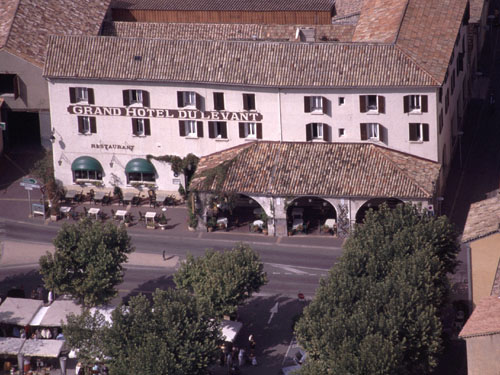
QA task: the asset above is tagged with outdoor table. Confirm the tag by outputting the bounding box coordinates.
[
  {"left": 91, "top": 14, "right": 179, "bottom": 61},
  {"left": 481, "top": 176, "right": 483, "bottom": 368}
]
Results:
[
  {"left": 252, "top": 219, "right": 264, "bottom": 228},
  {"left": 88, "top": 207, "right": 100, "bottom": 219},
  {"left": 292, "top": 218, "right": 304, "bottom": 230},
  {"left": 60, "top": 206, "right": 72, "bottom": 219},
  {"left": 122, "top": 191, "right": 136, "bottom": 204},
  {"left": 324, "top": 218, "right": 336, "bottom": 229},
  {"left": 115, "top": 210, "right": 128, "bottom": 221},
  {"left": 145, "top": 211, "right": 157, "bottom": 227},
  {"left": 217, "top": 217, "right": 228, "bottom": 226}
]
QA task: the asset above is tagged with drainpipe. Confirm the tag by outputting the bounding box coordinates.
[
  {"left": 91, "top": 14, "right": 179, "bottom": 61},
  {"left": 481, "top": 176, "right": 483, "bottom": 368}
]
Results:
[
  {"left": 466, "top": 243, "right": 473, "bottom": 311},
  {"left": 278, "top": 88, "right": 283, "bottom": 142}
]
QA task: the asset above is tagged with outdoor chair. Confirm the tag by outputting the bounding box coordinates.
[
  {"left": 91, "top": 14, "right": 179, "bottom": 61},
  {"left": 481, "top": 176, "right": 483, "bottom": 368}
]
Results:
[
  {"left": 132, "top": 195, "right": 141, "bottom": 207},
  {"left": 88, "top": 189, "right": 95, "bottom": 204},
  {"left": 148, "top": 190, "right": 157, "bottom": 208},
  {"left": 111, "top": 209, "right": 116, "bottom": 220},
  {"left": 102, "top": 193, "right": 111, "bottom": 206},
  {"left": 138, "top": 211, "right": 145, "bottom": 222}
]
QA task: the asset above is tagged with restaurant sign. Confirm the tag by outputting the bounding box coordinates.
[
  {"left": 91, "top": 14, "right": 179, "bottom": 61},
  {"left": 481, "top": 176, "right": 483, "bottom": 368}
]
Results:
[{"left": 67, "top": 105, "right": 263, "bottom": 122}]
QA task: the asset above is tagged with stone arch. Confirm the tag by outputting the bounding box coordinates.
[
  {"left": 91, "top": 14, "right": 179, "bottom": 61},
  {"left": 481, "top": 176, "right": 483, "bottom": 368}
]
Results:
[
  {"left": 355, "top": 197, "right": 404, "bottom": 223},
  {"left": 286, "top": 196, "right": 337, "bottom": 234}
]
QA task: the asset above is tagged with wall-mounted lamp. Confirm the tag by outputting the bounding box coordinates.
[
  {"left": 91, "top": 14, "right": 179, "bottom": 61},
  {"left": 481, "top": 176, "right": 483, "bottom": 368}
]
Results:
[
  {"left": 58, "top": 159, "right": 62, "bottom": 166},
  {"left": 109, "top": 161, "right": 114, "bottom": 168},
  {"left": 50, "top": 135, "right": 56, "bottom": 142}
]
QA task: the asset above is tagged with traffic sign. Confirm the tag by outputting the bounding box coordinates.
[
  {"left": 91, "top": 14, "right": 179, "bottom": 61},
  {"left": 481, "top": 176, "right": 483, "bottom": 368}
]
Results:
[
  {"left": 20, "top": 177, "right": 40, "bottom": 189},
  {"left": 22, "top": 177, "right": 38, "bottom": 185}
]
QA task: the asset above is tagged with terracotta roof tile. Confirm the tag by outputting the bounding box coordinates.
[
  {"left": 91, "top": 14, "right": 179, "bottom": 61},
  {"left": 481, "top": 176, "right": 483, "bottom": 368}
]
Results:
[
  {"left": 469, "top": 0, "right": 486, "bottom": 24},
  {"left": 334, "top": 0, "right": 363, "bottom": 18},
  {"left": 0, "top": 0, "right": 110, "bottom": 67},
  {"left": 352, "top": 0, "right": 408, "bottom": 43},
  {"left": 191, "top": 142, "right": 440, "bottom": 198},
  {"left": 103, "top": 21, "right": 356, "bottom": 43},
  {"left": 459, "top": 296, "right": 500, "bottom": 338},
  {"left": 462, "top": 195, "right": 500, "bottom": 242},
  {"left": 111, "top": 0, "right": 335, "bottom": 11},
  {"left": 44, "top": 35, "right": 436, "bottom": 87}
]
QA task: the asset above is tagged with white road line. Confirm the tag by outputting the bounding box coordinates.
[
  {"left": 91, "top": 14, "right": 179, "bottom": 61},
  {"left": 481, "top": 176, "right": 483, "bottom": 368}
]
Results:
[
  {"left": 266, "top": 262, "right": 330, "bottom": 273},
  {"left": 272, "top": 272, "right": 281, "bottom": 275},
  {"left": 282, "top": 336, "right": 297, "bottom": 366}
]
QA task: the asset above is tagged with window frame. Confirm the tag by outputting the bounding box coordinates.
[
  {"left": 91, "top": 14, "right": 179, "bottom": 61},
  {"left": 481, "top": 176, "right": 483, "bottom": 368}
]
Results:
[
  {"left": 74, "top": 170, "right": 102, "bottom": 182},
  {"left": 183, "top": 91, "right": 196, "bottom": 107},
  {"left": 130, "top": 89, "right": 143, "bottom": 105},
  {"left": 185, "top": 120, "right": 198, "bottom": 137},
  {"left": 409, "top": 123, "right": 429, "bottom": 142},
  {"left": 312, "top": 123, "right": 323, "bottom": 139},
  {"left": 409, "top": 95, "right": 421, "bottom": 112},
  {"left": 245, "top": 122, "right": 257, "bottom": 138},
  {"left": 366, "top": 95, "right": 378, "bottom": 112},
  {"left": 76, "top": 87, "right": 88, "bottom": 103},
  {"left": 310, "top": 96, "right": 323, "bottom": 113},
  {"left": 127, "top": 172, "right": 156, "bottom": 184},
  {"left": 243, "top": 93, "right": 256, "bottom": 111}
]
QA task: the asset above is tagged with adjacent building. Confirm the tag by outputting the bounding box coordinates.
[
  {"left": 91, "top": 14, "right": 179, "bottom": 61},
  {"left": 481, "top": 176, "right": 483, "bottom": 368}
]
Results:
[{"left": 0, "top": 0, "right": 110, "bottom": 151}]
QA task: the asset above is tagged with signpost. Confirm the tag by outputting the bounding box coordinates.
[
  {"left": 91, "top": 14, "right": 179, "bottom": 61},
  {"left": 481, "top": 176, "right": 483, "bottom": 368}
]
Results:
[{"left": 20, "top": 178, "right": 43, "bottom": 217}]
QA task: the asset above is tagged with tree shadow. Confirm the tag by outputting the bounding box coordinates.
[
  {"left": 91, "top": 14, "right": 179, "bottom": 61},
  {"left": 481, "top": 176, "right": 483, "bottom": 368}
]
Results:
[
  {"left": 121, "top": 274, "right": 176, "bottom": 305},
  {"left": 0, "top": 269, "right": 44, "bottom": 301},
  {"left": 0, "top": 145, "right": 45, "bottom": 192}
]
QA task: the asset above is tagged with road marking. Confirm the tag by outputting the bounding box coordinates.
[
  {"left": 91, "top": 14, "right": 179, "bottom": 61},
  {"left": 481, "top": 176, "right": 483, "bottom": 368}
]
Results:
[
  {"left": 282, "top": 336, "right": 297, "bottom": 365},
  {"left": 272, "top": 272, "right": 281, "bottom": 275},
  {"left": 267, "top": 262, "right": 330, "bottom": 273},
  {"left": 268, "top": 301, "right": 279, "bottom": 324}
]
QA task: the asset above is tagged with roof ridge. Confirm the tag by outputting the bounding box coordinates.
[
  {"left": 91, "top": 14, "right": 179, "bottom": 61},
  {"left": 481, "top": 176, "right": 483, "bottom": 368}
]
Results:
[
  {"left": 373, "top": 144, "right": 434, "bottom": 196},
  {"left": 392, "top": 0, "right": 410, "bottom": 45}
]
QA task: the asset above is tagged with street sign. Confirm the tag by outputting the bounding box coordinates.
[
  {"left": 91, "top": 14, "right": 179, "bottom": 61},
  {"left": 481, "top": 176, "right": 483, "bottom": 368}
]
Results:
[
  {"left": 24, "top": 187, "right": 33, "bottom": 191},
  {"left": 20, "top": 178, "right": 40, "bottom": 189},
  {"left": 22, "top": 177, "right": 38, "bottom": 185},
  {"left": 0, "top": 122, "right": 6, "bottom": 131},
  {"left": 32, "top": 203, "right": 45, "bottom": 217}
]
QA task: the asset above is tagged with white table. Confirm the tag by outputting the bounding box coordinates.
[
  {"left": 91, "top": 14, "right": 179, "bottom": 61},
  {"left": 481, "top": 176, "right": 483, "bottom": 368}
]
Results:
[
  {"left": 115, "top": 210, "right": 128, "bottom": 221},
  {"left": 252, "top": 219, "right": 264, "bottom": 228},
  {"left": 88, "top": 207, "right": 100, "bottom": 219},
  {"left": 217, "top": 217, "right": 228, "bottom": 226},
  {"left": 324, "top": 218, "right": 336, "bottom": 229},
  {"left": 145, "top": 211, "right": 157, "bottom": 226},
  {"left": 292, "top": 219, "right": 304, "bottom": 230},
  {"left": 60, "top": 206, "right": 72, "bottom": 219}
]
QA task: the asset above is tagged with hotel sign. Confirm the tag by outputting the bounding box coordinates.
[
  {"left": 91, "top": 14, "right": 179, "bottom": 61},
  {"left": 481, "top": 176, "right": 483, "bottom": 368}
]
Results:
[{"left": 67, "top": 105, "right": 263, "bottom": 122}]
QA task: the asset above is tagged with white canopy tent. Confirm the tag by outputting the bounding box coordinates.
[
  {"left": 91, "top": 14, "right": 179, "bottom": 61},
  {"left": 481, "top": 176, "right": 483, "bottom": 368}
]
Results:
[{"left": 220, "top": 320, "right": 243, "bottom": 343}]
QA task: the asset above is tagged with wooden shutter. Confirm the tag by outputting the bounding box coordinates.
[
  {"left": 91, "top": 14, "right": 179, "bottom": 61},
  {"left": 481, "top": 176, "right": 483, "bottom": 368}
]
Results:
[
  {"left": 179, "top": 121, "right": 186, "bottom": 136},
  {"left": 409, "top": 123, "right": 418, "bottom": 141},
  {"left": 142, "top": 91, "right": 150, "bottom": 107},
  {"left": 221, "top": 122, "right": 227, "bottom": 139},
  {"left": 323, "top": 124, "right": 330, "bottom": 141},
  {"left": 13, "top": 75, "right": 20, "bottom": 99},
  {"left": 87, "top": 88, "right": 95, "bottom": 105},
  {"left": 132, "top": 118, "right": 138, "bottom": 135},
  {"left": 256, "top": 123, "right": 262, "bottom": 139},
  {"left": 378, "top": 124, "right": 385, "bottom": 143},
  {"left": 243, "top": 94, "right": 249, "bottom": 110},
  {"left": 422, "top": 123, "right": 429, "bottom": 141},
  {"left": 249, "top": 94, "right": 255, "bottom": 110},
  {"left": 438, "top": 88, "right": 443, "bottom": 103},
  {"left": 322, "top": 97, "right": 329, "bottom": 115},
  {"left": 239, "top": 123, "right": 245, "bottom": 138},
  {"left": 208, "top": 122, "right": 215, "bottom": 138},
  {"left": 421, "top": 95, "right": 428, "bottom": 112},
  {"left": 360, "top": 123, "right": 367, "bottom": 140},
  {"left": 177, "top": 92, "right": 184, "bottom": 107},
  {"left": 304, "top": 97, "right": 311, "bottom": 113},
  {"left": 123, "top": 90, "right": 130, "bottom": 106},
  {"left": 144, "top": 119, "right": 151, "bottom": 136},
  {"left": 78, "top": 117, "right": 84, "bottom": 134},
  {"left": 197, "top": 121, "right": 203, "bottom": 137},
  {"left": 214, "top": 93, "right": 224, "bottom": 110},
  {"left": 90, "top": 117, "right": 97, "bottom": 133},
  {"left": 69, "top": 87, "right": 77, "bottom": 103},
  {"left": 195, "top": 93, "right": 203, "bottom": 110},
  {"left": 378, "top": 96, "right": 385, "bottom": 113},
  {"left": 306, "top": 124, "right": 312, "bottom": 141},
  {"left": 359, "top": 96, "right": 366, "bottom": 113},
  {"left": 403, "top": 96, "right": 409, "bottom": 113}
]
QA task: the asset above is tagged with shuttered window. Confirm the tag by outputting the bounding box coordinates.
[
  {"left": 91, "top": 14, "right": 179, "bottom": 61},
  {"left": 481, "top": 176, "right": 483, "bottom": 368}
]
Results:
[
  {"left": 360, "top": 95, "right": 385, "bottom": 113},
  {"left": 123, "top": 89, "right": 149, "bottom": 107},
  {"left": 213, "top": 92, "right": 225, "bottom": 110},
  {"left": 132, "top": 118, "right": 151, "bottom": 136},
  {"left": 409, "top": 123, "right": 429, "bottom": 142},
  {"left": 238, "top": 123, "right": 262, "bottom": 139},
  {"left": 243, "top": 94, "right": 256, "bottom": 110},
  {"left": 77, "top": 116, "right": 96, "bottom": 135},
  {"left": 208, "top": 122, "right": 227, "bottom": 139}
]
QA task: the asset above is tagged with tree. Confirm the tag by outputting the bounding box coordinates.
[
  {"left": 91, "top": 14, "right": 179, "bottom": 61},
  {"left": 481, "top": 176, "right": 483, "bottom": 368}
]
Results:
[
  {"left": 108, "top": 289, "right": 219, "bottom": 375},
  {"left": 174, "top": 243, "right": 267, "bottom": 316},
  {"left": 39, "top": 218, "right": 134, "bottom": 306},
  {"left": 295, "top": 203, "right": 458, "bottom": 375}
]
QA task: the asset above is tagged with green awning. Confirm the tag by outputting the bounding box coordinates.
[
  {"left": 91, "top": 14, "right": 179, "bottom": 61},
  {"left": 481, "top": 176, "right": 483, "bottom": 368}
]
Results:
[
  {"left": 71, "top": 156, "right": 103, "bottom": 172},
  {"left": 125, "top": 158, "right": 156, "bottom": 174}
]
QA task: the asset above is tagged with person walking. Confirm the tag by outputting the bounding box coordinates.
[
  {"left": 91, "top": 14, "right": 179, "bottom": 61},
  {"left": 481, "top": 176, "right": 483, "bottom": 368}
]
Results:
[
  {"left": 249, "top": 334, "right": 256, "bottom": 354},
  {"left": 238, "top": 348, "right": 245, "bottom": 367}
]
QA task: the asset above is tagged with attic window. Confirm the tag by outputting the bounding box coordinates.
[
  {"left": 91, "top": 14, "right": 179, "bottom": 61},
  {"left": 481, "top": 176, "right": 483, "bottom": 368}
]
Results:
[{"left": 134, "top": 55, "right": 142, "bottom": 61}]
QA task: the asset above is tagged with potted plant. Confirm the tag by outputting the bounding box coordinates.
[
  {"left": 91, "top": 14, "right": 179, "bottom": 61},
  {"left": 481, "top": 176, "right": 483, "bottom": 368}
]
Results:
[
  {"left": 322, "top": 224, "right": 331, "bottom": 234},
  {"left": 158, "top": 214, "right": 168, "bottom": 230},
  {"left": 206, "top": 217, "right": 217, "bottom": 232},
  {"left": 124, "top": 215, "right": 132, "bottom": 227},
  {"left": 188, "top": 212, "right": 198, "bottom": 231}
]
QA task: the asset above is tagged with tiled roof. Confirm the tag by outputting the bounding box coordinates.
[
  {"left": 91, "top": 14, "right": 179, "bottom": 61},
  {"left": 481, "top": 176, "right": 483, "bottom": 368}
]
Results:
[
  {"left": 0, "top": 0, "right": 110, "bottom": 67},
  {"left": 111, "top": 0, "right": 335, "bottom": 11},
  {"left": 459, "top": 296, "right": 500, "bottom": 338},
  {"left": 462, "top": 196, "right": 500, "bottom": 242},
  {"left": 190, "top": 142, "right": 440, "bottom": 198},
  {"left": 396, "top": 0, "right": 468, "bottom": 83},
  {"left": 102, "top": 21, "right": 355, "bottom": 42},
  {"left": 352, "top": 0, "right": 468, "bottom": 83},
  {"left": 352, "top": 0, "right": 408, "bottom": 43},
  {"left": 333, "top": 0, "right": 363, "bottom": 18},
  {"left": 44, "top": 35, "right": 436, "bottom": 87},
  {"left": 491, "top": 259, "right": 500, "bottom": 297}
]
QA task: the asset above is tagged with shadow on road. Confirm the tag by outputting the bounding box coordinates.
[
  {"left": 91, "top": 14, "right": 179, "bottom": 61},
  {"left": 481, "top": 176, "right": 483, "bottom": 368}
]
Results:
[{"left": 0, "top": 269, "right": 43, "bottom": 300}]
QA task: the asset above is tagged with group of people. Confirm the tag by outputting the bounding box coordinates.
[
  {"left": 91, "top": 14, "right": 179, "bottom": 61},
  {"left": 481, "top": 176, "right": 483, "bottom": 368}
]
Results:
[{"left": 220, "top": 335, "right": 258, "bottom": 374}]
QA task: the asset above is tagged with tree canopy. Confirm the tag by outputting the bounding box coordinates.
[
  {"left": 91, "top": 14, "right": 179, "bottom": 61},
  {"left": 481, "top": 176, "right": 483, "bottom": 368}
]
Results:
[
  {"left": 295, "top": 203, "right": 458, "bottom": 375},
  {"left": 64, "top": 289, "right": 220, "bottom": 375},
  {"left": 39, "top": 218, "right": 134, "bottom": 307},
  {"left": 174, "top": 243, "right": 267, "bottom": 316}
]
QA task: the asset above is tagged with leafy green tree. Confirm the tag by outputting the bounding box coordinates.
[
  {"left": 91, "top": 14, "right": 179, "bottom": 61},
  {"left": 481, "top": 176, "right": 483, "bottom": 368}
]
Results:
[
  {"left": 105, "top": 289, "right": 220, "bottom": 375},
  {"left": 174, "top": 243, "right": 267, "bottom": 316},
  {"left": 39, "top": 218, "right": 134, "bottom": 306},
  {"left": 295, "top": 203, "right": 458, "bottom": 375}
]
